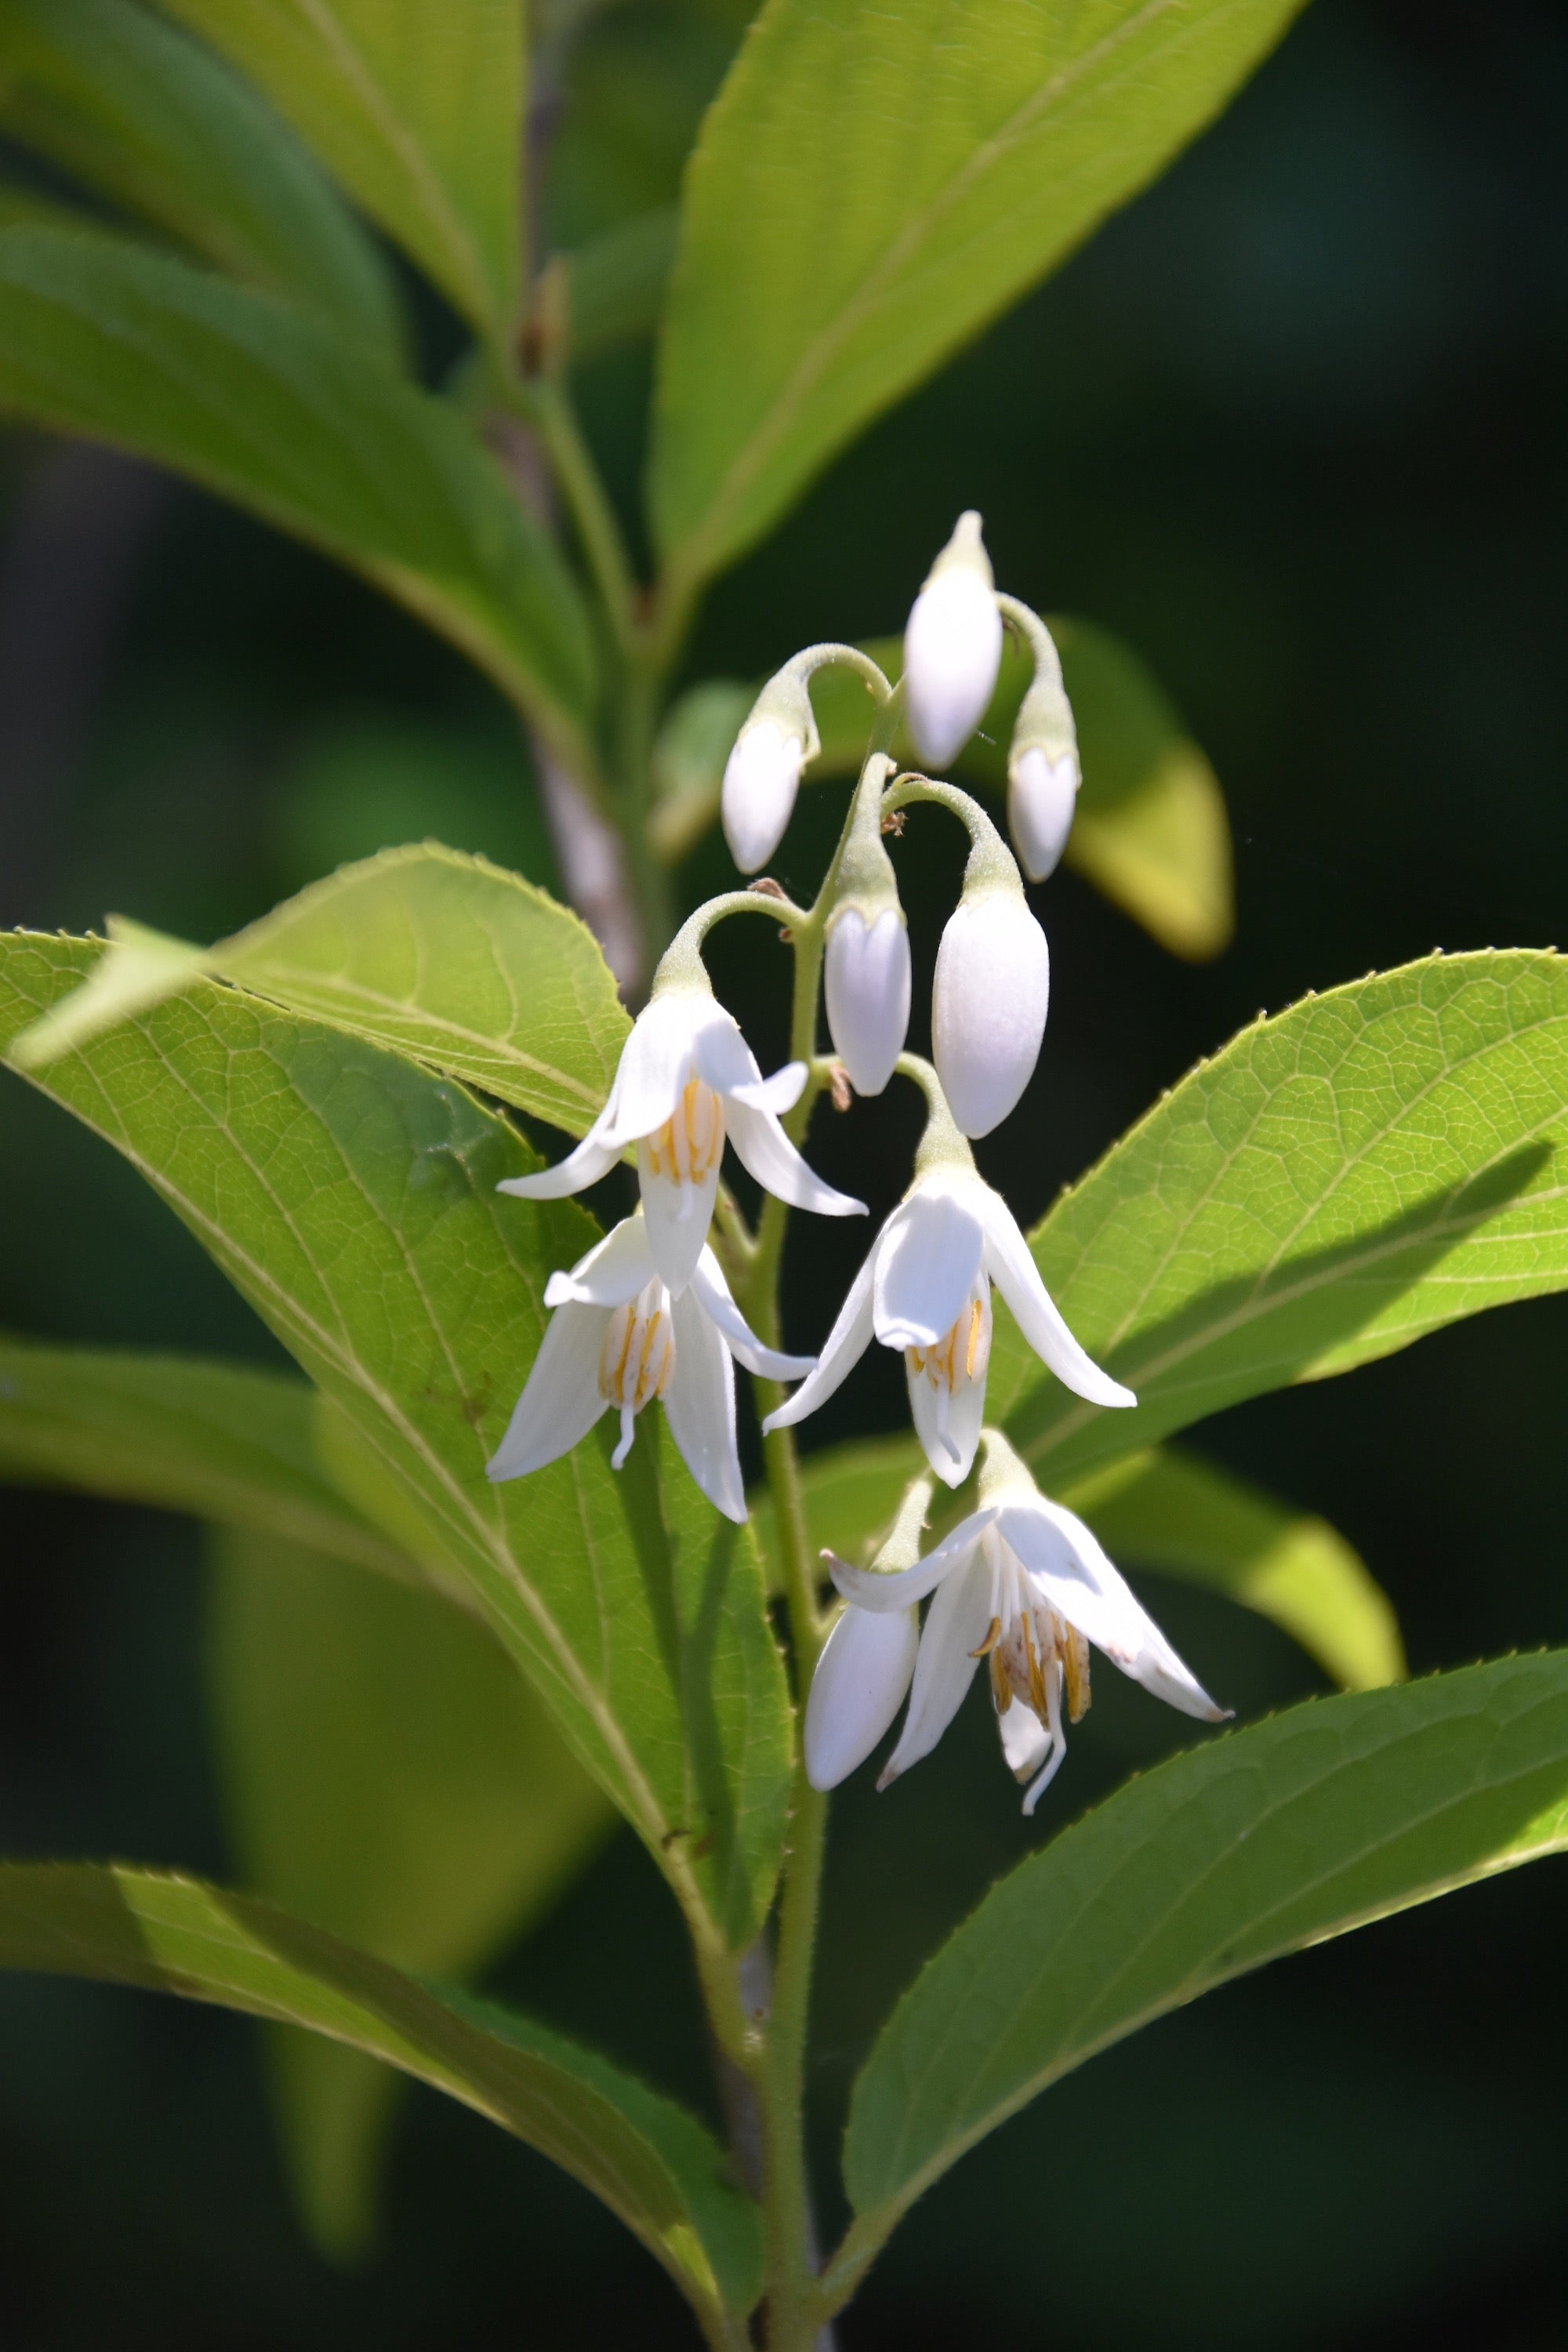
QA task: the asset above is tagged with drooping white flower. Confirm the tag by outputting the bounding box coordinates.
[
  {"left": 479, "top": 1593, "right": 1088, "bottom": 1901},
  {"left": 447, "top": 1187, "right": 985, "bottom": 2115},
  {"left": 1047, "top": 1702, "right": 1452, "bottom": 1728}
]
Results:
[
  {"left": 1008, "top": 746, "right": 1079, "bottom": 882},
  {"left": 819, "top": 1431, "right": 1227, "bottom": 1812},
  {"left": 931, "top": 886, "right": 1049, "bottom": 1138},
  {"left": 498, "top": 984, "right": 865, "bottom": 1294},
  {"left": 722, "top": 718, "right": 804, "bottom": 874},
  {"left": 824, "top": 905, "right": 910, "bottom": 1097},
  {"left": 763, "top": 1163, "right": 1132, "bottom": 1489},
  {"left": 486, "top": 1210, "right": 813, "bottom": 1523},
  {"left": 903, "top": 512, "right": 1004, "bottom": 771}
]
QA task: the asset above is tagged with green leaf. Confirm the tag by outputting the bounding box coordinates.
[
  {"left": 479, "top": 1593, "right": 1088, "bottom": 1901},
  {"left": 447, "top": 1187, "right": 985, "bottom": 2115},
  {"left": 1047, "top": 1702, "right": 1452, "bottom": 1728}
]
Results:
[
  {"left": 566, "top": 206, "right": 678, "bottom": 370},
  {"left": 650, "top": 622, "right": 1232, "bottom": 961},
  {"left": 837, "top": 1653, "right": 1568, "bottom": 2279},
  {"left": 155, "top": 0, "right": 523, "bottom": 339},
  {"left": 753, "top": 1432, "right": 1400, "bottom": 1692},
  {"left": 1059, "top": 1448, "right": 1404, "bottom": 1692},
  {"left": 0, "top": 225, "right": 598, "bottom": 757},
  {"left": 0, "top": 934, "right": 793, "bottom": 1950},
  {"left": 0, "top": 1862, "right": 760, "bottom": 2321},
  {"left": 208, "top": 1524, "right": 615, "bottom": 2261},
  {"left": 990, "top": 951, "right": 1568, "bottom": 1486},
  {"left": 11, "top": 848, "right": 631, "bottom": 1137},
  {"left": 0, "top": 1328, "right": 409, "bottom": 1583},
  {"left": 652, "top": 0, "right": 1307, "bottom": 588},
  {"left": 0, "top": 0, "right": 400, "bottom": 355}
]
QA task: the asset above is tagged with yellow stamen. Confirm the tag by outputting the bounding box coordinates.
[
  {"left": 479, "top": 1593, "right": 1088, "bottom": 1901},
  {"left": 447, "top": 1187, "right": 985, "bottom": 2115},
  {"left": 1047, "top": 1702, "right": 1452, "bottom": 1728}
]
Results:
[
  {"left": 989, "top": 1646, "right": 1012, "bottom": 1715},
  {"left": 1063, "top": 1625, "right": 1091, "bottom": 1723},
  {"left": 644, "top": 1078, "right": 724, "bottom": 1186},
  {"left": 969, "top": 1615, "right": 1003, "bottom": 1659}
]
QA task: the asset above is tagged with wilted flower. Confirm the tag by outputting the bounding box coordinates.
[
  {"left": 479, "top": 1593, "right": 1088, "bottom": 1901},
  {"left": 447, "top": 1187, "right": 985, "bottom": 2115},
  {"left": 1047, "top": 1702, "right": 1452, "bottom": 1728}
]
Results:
[
  {"left": 499, "top": 982, "right": 864, "bottom": 1292},
  {"left": 763, "top": 1162, "right": 1132, "bottom": 1488},
  {"left": 487, "top": 1210, "right": 814, "bottom": 1523},
  {"left": 816, "top": 1432, "right": 1227, "bottom": 1811},
  {"left": 824, "top": 905, "right": 910, "bottom": 1097},
  {"left": 903, "top": 512, "right": 1004, "bottom": 770},
  {"left": 931, "top": 884, "right": 1050, "bottom": 1137}
]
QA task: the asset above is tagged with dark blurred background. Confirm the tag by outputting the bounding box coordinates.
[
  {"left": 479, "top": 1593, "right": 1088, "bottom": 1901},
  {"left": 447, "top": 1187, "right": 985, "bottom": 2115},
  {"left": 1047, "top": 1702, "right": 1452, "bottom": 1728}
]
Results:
[{"left": 1, "top": 0, "right": 1566, "bottom": 2343}]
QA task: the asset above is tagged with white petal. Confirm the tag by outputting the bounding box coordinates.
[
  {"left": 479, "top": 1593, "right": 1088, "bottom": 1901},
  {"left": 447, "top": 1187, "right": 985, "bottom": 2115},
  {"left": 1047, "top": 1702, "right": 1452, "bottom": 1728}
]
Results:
[
  {"left": 1009, "top": 746, "right": 1079, "bottom": 883},
  {"left": 637, "top": 1152, "right": 722, "bottom": 1294},
  {"left": 691, "top": 1250, "right": 815, "bottom": 1380},
  {"left": 932, "top": 892, "right": 1050, "bottom": 1139},
  {"left": 828, "top": 1512, "right": 995, "bottom": 1612},
  {"left": 726, "top": 1061, "right": 807, "bottom": 1117},
  {"left": 486, "top": 1304, "right": 607, "bottom": 1479},
  {"left": 724, "top": 1097, "right": 866, "bottom": 1218},
  {"left": 497, "top": 1127, "right": 620, "bottom": 1200},
  {"left": 878, "top": 1552, "right": 995, "bottom": 1785},
  {"left": 903, "top": 568, "right": 1004, "bottom": 770},
  {"left": 597, "top": 993, "right": 701, "bottom": 1145},
  {"left": 996, "top": 1692, "right": 1052, "bottom": 1780},
  {"left": 721, "top": 720, "right": 802, "bottom": 873},
  {"left": 824, "top": 908, "right": 910, "bottom": 1097},
  {"left": 664, "top": 1288, "right": 745, "bottom": 1522},
  {"left": 804, "top": 1603, "right": 920, "bottom": 1791},
  {"left": 761, "top": 1247, "right": 877, "bottom": 1432},
  {"left": 980, "top": 1189, "right": 1135, "bottom": 1410},
  {"left": 996, "top": 1500, "right": 1226, "bottom": 1722},
  {"left": 873, "top": 1188, "right": 985, "bottom": 1350},
  {"left": 906, "top": 1345, "right": 987, "bottom": 1488},
  {"left": 543, "top": 1213, "right": 655, "bottom": 1308}
]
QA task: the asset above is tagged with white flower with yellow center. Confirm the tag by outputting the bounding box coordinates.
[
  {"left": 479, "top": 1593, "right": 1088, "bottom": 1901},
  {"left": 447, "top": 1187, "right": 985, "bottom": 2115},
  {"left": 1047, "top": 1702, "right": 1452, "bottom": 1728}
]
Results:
[
  {"left": 486, "top": 1210, "right": 813, "bottom": 1523},
  {"left": 498, "top": 982, "right": 865, "bottom": 1294},
  {"left": 763, "top": 1158, "right": 1132, "bottom": 1489},
  {"left": 811, "top": 1433, "right": 1227, "bottom": 1812}
]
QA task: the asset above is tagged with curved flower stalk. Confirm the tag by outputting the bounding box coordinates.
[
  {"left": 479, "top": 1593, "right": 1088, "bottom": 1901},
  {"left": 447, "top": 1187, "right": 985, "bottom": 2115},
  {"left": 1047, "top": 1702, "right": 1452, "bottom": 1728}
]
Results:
[
  {"left": 498, "top": 978, "right": 865, "bottom": 1290},
  {"left": 487, "top": 1210, "right": 814, "bottom": 1522},
  {"left": 764, "top": 1068, "right": 1132, "bottom": 1487},
  {"left": 817, "top": 1432, "right": 1228, "bottom": 1812}
]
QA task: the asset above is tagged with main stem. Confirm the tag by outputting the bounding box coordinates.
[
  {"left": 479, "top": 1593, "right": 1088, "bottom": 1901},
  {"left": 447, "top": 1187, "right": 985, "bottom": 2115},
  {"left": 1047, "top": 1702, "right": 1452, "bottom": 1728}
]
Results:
[{"left": 737, "top": 906, "right": 837, "bottom": 2350}]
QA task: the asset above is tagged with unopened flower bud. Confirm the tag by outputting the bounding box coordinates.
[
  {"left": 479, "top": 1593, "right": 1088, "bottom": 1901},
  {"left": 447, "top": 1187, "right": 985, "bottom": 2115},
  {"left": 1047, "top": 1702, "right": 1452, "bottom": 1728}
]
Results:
[
  {"left": 720, "top": 665, "right": 821, "bottom": 873},
  {"left": 903, "top": 511, "right": 1004, "bottom": 770},
  {"left": 1003, "top": 605, "right": 1080, "bottom": 880},
  {"left": 932, "top": 884, "right": 1050, "bottom": 1138},
  {"left": 826, "top": 905, "right": 910, "bottom": 1097},
  {"left": 1008, "top": 746, "right": 1080, "bottom": 882}
]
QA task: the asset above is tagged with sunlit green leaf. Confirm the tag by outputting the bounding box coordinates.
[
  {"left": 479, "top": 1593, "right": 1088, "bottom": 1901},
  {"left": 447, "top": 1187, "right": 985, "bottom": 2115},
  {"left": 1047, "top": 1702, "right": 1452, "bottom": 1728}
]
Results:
[
  {"left": 752, "top": 1431, "right": 1400, "bottom": 1692},
  {"left": 155, "top": 0, "right": 523, "bottom": 339},
  {"left": 0, "top": 934, "right": 793, "bottom": 1951},
  {"left": 0, "top": 1328, "right": 408, "bottom": 1582},
  {"left": 208, "top": 1525, "right": 615, "bottom": 2262},
  {"left": 836, "top": 1653, "right": 1568, "bottom": 2290},
  {"left": 0, "top": 226, "right": 598, "bottom": 757},
  {"left": 0, "top": 0, "right": 400, "bottom": 354},
  {"left": 649, "top": 623, "right": 1232, "bottom": 961},
  {"left": 990, "top": 952, "right": 1568, "bottom": 1485},
  {"left": 12, "top": 848, "right": 630, "bottom": 1137},
  {"left": 0, "top": 1862, "right": 760, "bottom": 2321},
  {"left": 652, "top": 0, "right": 1307, "bottom": 587}
]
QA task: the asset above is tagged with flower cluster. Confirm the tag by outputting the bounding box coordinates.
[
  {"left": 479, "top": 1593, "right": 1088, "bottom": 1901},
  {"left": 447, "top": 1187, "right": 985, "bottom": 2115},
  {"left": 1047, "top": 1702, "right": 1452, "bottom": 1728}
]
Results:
[{"left": 490, "top": 515, "right": 1220, "bottom": 1808}]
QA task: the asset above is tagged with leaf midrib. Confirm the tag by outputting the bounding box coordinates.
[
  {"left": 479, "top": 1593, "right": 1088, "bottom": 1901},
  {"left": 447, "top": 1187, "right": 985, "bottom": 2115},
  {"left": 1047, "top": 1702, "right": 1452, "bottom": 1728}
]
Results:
[{"left": 673, "top": 0, "right": 1178, "bottom": 571}]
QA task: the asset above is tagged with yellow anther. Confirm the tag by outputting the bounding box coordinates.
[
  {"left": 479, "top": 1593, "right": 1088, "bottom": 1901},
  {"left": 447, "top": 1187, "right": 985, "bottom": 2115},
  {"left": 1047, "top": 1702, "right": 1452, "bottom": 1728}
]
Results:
[
  {"left": 1063, "top": 1625, "right": 1091, "bottom": 1723},
  {"left": 969, "top": 1615, "right": 1004, "bottom": 1659},
  {"left": 989, "top": 1646, "right": 1012, "bottom": 1714},
  {"left": 598, "top": 1282, "right": 675, "bottom": 1410},
  {"left": 644, "top": 1079, "right": 724, "bottom": 1187}
]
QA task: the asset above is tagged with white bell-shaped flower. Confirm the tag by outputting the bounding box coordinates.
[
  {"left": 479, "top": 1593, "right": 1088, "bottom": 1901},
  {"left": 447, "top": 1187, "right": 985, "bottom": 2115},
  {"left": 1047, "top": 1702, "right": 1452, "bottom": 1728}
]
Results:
[
  {"left": 903, "top": 512, "right": 1004, "bottom": 770},
  {"left": 932, "top": 886, "right": 1050, "bottom": 1138},
  {"left": 822, "top": 1432, "right": 1227, "bottom": 1811},
  {"left": 763, "top": 1163, "right": 1133, "bottom": 1490},
  {"left": 824, "top": 906, "right": 910, "bottom": 1096},
  {"left": 722, "top": 718, "right": 804, "bottom": 874},
  {"left": 486, "top": 1210, "right": 814, "bottom": 1523},
  {"left": 498, "top": 983, "right": 865, "bottom": 1294},
  {"left": 1008, "top": 746, "right": 1080, "bottom": 883}
]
